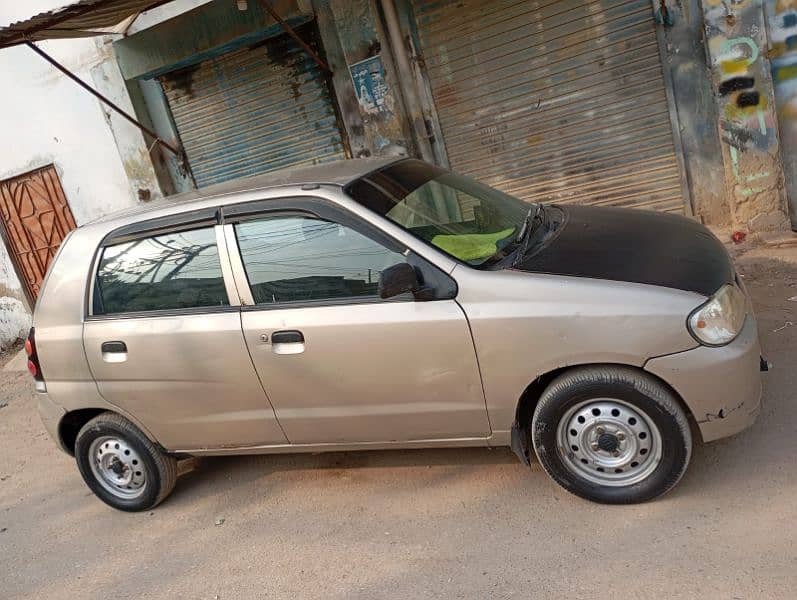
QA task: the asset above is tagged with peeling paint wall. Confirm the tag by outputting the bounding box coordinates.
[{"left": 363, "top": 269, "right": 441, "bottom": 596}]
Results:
[
  {"left": 702, "top": 0, "right": 791, "bottom": 232},
  {"left": 314, "top": 0, "right": 413, "bottom": 158},
  {"left": 0, "top": 246, "right": 30, "bottom": 349},
  {"left": 766, "top": 0, "right": 797, "bottom": 228},
  {"left": 0, "top": 297, "right": 31, "bottom": 349},
  {"left": 92, "top": 37, "right": 163, "bottom": 204},
  {"left": 0, "top": 7, "right": 161, "bottom": 348}
]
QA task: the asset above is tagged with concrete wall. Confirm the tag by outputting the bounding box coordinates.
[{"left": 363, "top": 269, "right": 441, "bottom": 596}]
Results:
[
  {"left": 701, "top": 0, "right": 792, "bottom": 232},
  {"left": 767, "top": 0, "right": 797, "bottom": 229},
  {"left": 319, "top": 0, "right": 414, "bottom": 158},
  {"left": 653, "top": 0, "right": 729, "bottom": 224}
]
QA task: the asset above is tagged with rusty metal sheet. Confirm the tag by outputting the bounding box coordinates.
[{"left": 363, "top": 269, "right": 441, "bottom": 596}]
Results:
[
  {"left": 160, "top": 23, "right": 347, "bottom": 188},
  {"left": 413, "top": 0, "right": 687, "bottom": 213},
  {"left": 0, "top": 0, "right": 171, "bottom": 48},
  {"left": 0, "top": 165, "right": 77, "bottom": 300}
]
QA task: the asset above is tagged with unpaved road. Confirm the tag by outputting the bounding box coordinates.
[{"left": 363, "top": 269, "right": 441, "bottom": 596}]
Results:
[{"left": 1, "top": 247, "right": 796, "bottom": 599}]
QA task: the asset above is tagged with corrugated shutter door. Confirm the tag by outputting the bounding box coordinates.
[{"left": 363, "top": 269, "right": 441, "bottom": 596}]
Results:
[
  {"left": 413, "top": 0, "right": 687, "bottom": 212},
  {"left": 160, "top": 26, "right": 346, "bottom": 188}
]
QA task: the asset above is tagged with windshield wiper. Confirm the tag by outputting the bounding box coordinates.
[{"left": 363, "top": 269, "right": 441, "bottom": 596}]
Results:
[
  {"left": 515, "top": 204, "right": 542, "bottom": 244},
  {"left": 510, "top": 204, "right": 547, "bottom": 266}
]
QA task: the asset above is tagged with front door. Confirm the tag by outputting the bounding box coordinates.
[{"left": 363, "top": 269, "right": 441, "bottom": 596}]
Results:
[
  {"left": 228, "top": 204, "right": 490, "bottom": 444},
  {"left": 83, "top": 222, "right": 287, "bottom": 450},
  {"left": 0, "top": 165, "right": 77, "bottom": 300}
]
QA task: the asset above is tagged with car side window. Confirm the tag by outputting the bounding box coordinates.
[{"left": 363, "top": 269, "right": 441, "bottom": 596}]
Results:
[
  {"left": 94, "top": 226, "right": 229, "bottom": 315},
  {"left": 234, "top": 215, "right": 408, "bottom": 305}
]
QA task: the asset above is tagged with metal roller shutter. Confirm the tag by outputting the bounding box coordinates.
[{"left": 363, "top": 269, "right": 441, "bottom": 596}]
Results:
[
  {"left": 413, "top": 0, "right": 688, "bottom": 212},
  {"left": 160, "top": 25, "right": 347, "bottom": 188}
]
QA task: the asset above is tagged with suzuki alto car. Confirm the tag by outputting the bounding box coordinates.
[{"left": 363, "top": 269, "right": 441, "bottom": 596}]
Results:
[{"left": 28, "top": 158, "right": 764, "bottom": 511}]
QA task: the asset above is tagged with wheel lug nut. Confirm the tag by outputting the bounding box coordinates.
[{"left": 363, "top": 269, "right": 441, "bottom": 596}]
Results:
[
  {"left": 596, "top": 426, "right": 605, "bottom": 435},
  {"left": 617, "top": 433, "right": 625, "bottom": 441},
  {"left": 613, "top": 450, "right": 621, "bottom": 457},
  {"left": 591, "top": 443, "right": 599, "bottom": 451}
]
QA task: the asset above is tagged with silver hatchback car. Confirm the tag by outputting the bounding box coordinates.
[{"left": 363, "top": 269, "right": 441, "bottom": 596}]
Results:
[{"left": 29, "top": 158, "right": 764, "bottom": 511}]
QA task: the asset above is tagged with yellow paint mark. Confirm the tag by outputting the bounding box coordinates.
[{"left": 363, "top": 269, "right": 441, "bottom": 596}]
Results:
[
  {"left": 723, "top": 94, "right": 769, "bottom": 122},
  {"left": 720, "top": 58, "right": 750, "bottom": 74},
  {"left": 775, "top": 64, "right": 797, "bottom": 82},
  {"left": 768, "top": 43, "right": 788, "bottom": 60},
  {"left": 776, "top": 0, "right": 797, "bottom": 13}
]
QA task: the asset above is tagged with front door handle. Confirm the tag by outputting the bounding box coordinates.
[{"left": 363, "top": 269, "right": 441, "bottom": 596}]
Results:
[
  {"left": 101, "top": 340, "right": 127, "bottom": 363},
  {"left": 270, "top": 330, "right": 305, "bottom": 355}
]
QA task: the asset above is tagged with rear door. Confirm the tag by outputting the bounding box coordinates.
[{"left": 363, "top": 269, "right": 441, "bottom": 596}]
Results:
[
  {"left": 83, "top": 214, "right": 287, "bottom": 450},
  {"left": 225, "top": 197, "right": 490, "bottom": 444}
]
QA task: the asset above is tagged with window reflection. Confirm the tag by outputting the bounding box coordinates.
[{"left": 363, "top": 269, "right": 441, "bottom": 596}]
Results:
[
  {"left": 95, "top": 227, "right": 228, "bottom": 314},
  {"left": 235, "top": 216, "right": 406, "bottom": 304}
]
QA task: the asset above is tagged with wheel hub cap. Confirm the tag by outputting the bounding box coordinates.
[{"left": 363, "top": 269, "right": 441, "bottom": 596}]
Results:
[
  {"left": 597, "top": 432, "right": 620, "bottom": 453},
  {"left": 556, "top": 399, "right": 663, "bottom": 487},
  {"left": 88, "top": 436, "right": 147, "bottom": 500}
]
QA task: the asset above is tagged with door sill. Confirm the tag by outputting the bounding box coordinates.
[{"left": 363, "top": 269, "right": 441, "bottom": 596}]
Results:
[{"left": 173, "top": 435, "right": 504, "bottom": 456}]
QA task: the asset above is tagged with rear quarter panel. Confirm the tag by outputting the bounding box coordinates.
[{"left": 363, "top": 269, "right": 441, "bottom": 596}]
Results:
[
  {"left": 33, "top": 224, "right": 159, "bottom": 442},
  {"left": 453, "top": 267, "right": 704, "bottom": 433}
]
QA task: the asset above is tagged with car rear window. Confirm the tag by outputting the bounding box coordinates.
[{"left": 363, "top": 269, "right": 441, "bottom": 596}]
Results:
[{"left": 93, "top": 226, "right": 229, "bottom": 315}]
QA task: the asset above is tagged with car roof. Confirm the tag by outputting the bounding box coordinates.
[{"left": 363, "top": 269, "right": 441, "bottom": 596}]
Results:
[{"left": 86, "top": 157, "right": 402, "bottom": 227}]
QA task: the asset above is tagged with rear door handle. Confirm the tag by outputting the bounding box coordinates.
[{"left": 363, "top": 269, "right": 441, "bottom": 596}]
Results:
[
  {"left": 270, "top": 330, "right": 305, "bottom": 355},
  {"left": 101, "top": 341, "right": 127, "bottom": 363}
]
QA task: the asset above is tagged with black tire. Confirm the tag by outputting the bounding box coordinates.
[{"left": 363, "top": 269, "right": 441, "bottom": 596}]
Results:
[
  {"left": 531, "top": 366, "right": 692, "bottom": 504},
  {"left": 75, "top": 412, "right": 177, "bottom": 512}
]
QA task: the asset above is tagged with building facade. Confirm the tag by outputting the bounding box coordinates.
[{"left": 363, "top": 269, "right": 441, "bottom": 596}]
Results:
[{"left": 0, "top": 0, "right": 793, "bottom": 348}]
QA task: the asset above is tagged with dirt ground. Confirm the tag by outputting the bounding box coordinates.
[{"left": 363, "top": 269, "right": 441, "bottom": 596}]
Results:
[{"left": 1, "top": 244, "right": 795, "bottom": 600}]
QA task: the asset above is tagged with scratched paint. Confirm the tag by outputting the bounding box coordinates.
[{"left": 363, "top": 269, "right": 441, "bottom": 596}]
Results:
[
  {"left": 766, "top": 0, "right": 797, "bottom": 227},
  {"left": 702, "top": 0, "right": 790, "bottom": 231}
]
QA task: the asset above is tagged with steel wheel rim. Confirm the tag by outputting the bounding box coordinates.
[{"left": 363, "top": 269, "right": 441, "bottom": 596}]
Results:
[
  {"left": 88, "top": 436, "right": 147, "bottom": 500},
  {"left": 556, "top": 398, "right": 663, "bottom": 487}
]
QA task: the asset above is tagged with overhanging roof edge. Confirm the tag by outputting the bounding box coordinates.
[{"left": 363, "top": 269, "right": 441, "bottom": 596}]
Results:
[{"left": 0, "top": 0, "right": 174, "bottom": 49}]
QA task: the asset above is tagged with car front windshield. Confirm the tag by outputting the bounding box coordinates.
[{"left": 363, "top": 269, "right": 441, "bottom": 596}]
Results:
[{"left": 345, "top": 160, "right": 533, "bottom": 266}]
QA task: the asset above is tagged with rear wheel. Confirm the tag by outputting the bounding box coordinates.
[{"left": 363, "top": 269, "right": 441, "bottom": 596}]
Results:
[
  {"left": 75, "top": 412, "right": 177, "bottom": 511},
  {"left": 531, "top": 366, "right": 692, "bottom": 504}
]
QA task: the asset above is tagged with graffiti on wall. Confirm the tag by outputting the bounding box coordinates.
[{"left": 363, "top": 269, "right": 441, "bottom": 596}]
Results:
[
  {"left": 765, "top": 0, "right": 797, "bottom": 226},
  {"left": 703, "top": 0, "right": 789, "bottom": 231}
]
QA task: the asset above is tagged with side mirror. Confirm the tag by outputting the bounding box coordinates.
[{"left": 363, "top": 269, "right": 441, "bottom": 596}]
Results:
[{"left": 378, "top": 262, "right": 420, "bottom": 299}]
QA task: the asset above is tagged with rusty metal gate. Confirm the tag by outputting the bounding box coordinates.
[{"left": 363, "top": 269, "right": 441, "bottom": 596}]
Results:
[
  {"left": 412, "top": 0, "right": 689, "bottom": 213},
  {"left": 160, "top": 23, "right": 347, "bottom": 188},
  {"left": 0, "top": 165, "right": 77, "bottom": 300}
]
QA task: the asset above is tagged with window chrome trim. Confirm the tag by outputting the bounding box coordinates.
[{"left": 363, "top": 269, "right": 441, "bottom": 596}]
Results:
[
  {"left": 222, "top": 223, "right": 255, "bottom": 307},
  {"left": 85, "top": 305, "right": 240, "bottom": 321},
  {"left": 215, "top": 224, "right": 242, "bottom": 307},
  {"left": 239, "top": 294, "right": 413, "bottom": 313}
]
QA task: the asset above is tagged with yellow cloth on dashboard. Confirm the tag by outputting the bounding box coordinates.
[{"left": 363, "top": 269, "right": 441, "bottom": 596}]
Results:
[{"left": 431, "top": 228, "right": 514, "bottom": 262}]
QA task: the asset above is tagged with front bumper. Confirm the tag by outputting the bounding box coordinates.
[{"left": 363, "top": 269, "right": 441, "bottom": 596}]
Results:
[
  {"left": 36, "top": 392, "right": 67, "bottom": 452},
  {"left": 645, "top": 315, "right": 762, "bottom": 442}
]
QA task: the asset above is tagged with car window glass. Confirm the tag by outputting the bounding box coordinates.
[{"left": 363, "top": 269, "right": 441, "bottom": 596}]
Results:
[
  {"left": 94, "top": 227, "right": 228, "bottom": 314},
  {"left": 345, "top": 161, "right": 529, "bottom": 265},
  {"left": 235, "top": 215, "right": 407, "bottom": 305}
]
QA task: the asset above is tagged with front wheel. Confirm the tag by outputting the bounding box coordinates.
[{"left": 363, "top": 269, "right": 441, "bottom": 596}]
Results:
[
  {"left": 75, "top": 412, "right": 177, "bottom": 512},
  {"left": 531, "top": 366, "right": 692, "bottom": 504}
]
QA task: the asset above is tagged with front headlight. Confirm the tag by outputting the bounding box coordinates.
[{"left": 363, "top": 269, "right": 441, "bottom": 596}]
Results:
[{"left": 688, "top": 284, "right": 747, "bottom": 346}]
